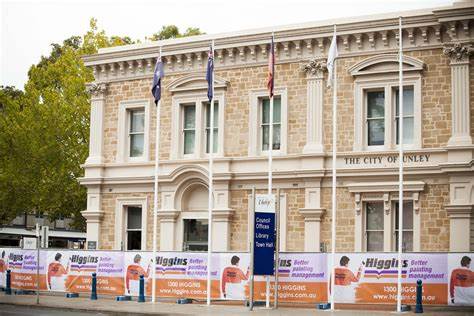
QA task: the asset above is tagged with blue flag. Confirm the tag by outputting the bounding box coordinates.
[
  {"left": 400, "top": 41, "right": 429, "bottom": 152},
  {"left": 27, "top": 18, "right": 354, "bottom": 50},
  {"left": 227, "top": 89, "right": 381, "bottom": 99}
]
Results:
[
  {"left": 206, "top": 44, "right": 214, "bottom": 102},
  {"left": 151, "top": 55, "right": 164, "bottom": 105}
]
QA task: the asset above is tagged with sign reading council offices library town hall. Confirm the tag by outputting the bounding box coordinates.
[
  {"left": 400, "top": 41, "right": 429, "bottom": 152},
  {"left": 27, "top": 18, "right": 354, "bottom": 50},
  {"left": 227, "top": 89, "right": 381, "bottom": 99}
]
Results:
[{"left": 344, "top": 153, "right": 431, "bottom": 166}]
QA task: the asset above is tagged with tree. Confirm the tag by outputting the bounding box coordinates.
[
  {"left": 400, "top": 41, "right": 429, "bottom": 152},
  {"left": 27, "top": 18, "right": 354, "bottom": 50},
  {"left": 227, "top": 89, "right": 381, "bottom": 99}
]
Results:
[
  {"left": 0, "top": 18, "right": 138, "bottom": 230},
  {"left": 0, "top": 18, "right": 204, "bottom": 231},
  {"left": 148, "top": 25, "right": 205, "bottom": 41}
]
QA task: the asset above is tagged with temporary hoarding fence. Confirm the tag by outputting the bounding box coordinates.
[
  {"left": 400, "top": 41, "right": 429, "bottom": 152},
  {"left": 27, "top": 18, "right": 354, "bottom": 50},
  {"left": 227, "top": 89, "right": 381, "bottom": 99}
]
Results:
[{"left": 0, "top": 248, "right": 472, "bottom": 306}]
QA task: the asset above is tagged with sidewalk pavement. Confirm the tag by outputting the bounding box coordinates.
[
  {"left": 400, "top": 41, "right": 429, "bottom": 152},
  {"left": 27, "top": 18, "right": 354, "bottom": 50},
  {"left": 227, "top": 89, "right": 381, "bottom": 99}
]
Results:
[{"left": 1, "top": 293, "right": 474, "bottom": 316}]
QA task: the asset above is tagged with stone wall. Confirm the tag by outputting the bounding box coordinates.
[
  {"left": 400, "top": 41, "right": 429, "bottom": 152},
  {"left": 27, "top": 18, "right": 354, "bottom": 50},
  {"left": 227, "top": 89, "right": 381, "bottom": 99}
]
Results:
[
  {"left": 420, "top": 184, "right": 450, "bottom": 251},
  {"left": 99, "top": 192, "right": 157, "bottom": 250}
]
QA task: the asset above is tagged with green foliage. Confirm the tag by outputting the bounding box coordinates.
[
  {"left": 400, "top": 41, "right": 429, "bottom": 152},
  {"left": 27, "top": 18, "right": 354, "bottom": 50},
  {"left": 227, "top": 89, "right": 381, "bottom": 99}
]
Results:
[
  {"left": 0, "top": 18, "right": 138, "bottom": 230},
  {"left": 0, "top": 18, "right": 204, "bottom": 231},
  {"left": 148, "top": 25, "right": 205, "bottom": 41}
]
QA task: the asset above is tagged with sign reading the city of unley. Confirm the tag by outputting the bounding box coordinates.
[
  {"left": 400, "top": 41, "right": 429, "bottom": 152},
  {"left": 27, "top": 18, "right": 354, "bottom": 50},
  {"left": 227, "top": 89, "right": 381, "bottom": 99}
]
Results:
[
  {"left": 253, "top": 194, "right": 275, "bottom": 276},
  {"left": 343, "top": 153, "right": 431, "bottom": 166}
]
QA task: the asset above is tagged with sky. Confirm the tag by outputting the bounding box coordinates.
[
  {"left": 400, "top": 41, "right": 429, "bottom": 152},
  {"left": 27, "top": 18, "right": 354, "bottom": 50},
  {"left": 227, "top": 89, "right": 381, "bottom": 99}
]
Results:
[{"left": 1, "top": 0, "right": 454, "bottom": 90}]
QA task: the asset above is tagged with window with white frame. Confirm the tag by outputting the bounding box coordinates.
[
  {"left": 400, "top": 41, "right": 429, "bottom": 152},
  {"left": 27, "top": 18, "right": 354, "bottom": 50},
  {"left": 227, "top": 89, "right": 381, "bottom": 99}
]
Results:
[
  {"left": 182, "top": 104, "right": 196, "bottom": 155},
  {"left": 365, "top": 202, "right": 384, "bottom": 252},
  {"left": 248, "top": 88, "right": 287, "bottom": 156},
  {"left": 126, "top": 206, "right": 142, "bottom": 250},
  {"left": 128, "top": 109, "right": 145, "bottom": 157},
  {"left": 350, "top": 54, "right": 423, "bottom": 151},
  {"left": 363, "top": 85, "right": 415, "bottom": 149},
  {"left": 205, "top": 101, "right": 219, "bottom": 154},
  {"left": 261, "top": 97, "right": 281, "bottom": 151},
  {"left": 393, "top": 201, "right": 414, "bottom": 252},
  {"left": 117, "top": 100, "right": 150, "bottom": 163},
  {"left": 171, "top": 94, "right": 224, "bottom": 159}
]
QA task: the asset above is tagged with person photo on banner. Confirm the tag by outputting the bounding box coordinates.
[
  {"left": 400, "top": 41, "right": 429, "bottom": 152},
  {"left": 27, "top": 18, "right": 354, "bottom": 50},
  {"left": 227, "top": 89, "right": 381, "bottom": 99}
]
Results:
[
  {"left": 330, "top": 255, "right": 364, "bottom": 302},
  {"left": 450, "top": 255, "right": 474, "bottom": 305},
  {"left": 221, "top": 255, "right": 249, "bottom": 300},
  {"left": 0, "top": 251, "right": 7, "bottom": 289},
  {"left": 125, "top": 254, "right": 151, "bottom": 295},
  {"left": 47, "top": 252, "right": 70, "bottom": 291}
]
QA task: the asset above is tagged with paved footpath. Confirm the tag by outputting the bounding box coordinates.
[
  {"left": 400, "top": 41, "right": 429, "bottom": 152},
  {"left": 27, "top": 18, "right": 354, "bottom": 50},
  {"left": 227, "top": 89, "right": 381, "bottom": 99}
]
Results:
[{"left": 1, "top": 293, "right": 473, "bottom": 316}]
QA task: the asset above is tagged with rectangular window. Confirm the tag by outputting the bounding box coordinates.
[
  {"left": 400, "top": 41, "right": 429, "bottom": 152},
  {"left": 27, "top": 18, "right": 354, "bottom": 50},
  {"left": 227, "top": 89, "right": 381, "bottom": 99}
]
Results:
[
  {"left": 395, "top": 87, "right": 414, "bottom": 145},
  {"left": 261, "top": 97, "right": 281, "bottom": 151},
  {"left": 129, "top": 109, "right": 145, "bottom": 157},
  {"left": 365, "top": 202, "right": 384, "bottom": 251},
  {"left": 205, "top": 101, "right": 219, "bottom": 154},
  {"left": 394, "top": 201, "right": 414, "bottom": 252},
  {"left": 366, "top": 91, "right": 385, "bottom": 146},
  {"left": 183, "top": 219, "right": 208, "bottom": 251},
  {"left": 126, "top": 206, "right": 142, "bottom": 250},
  {"left": 183, "top": 105, "right": 196, "bottom": 155}
]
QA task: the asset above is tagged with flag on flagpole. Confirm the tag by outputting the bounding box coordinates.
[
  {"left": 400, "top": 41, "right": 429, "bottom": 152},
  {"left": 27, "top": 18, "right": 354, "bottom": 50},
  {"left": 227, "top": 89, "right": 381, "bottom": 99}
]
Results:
[
  {"left": 206, "top": 44, "right": 214, "bottom": 102},
  {"left": 151, "top": 54, "right": 165, "bottom": 105},
  {"left": 326, "top": 31, "right": 338, "bottom": 88},
  {"left": 267, "top": 36, "right": 275, "bottom": 98}
]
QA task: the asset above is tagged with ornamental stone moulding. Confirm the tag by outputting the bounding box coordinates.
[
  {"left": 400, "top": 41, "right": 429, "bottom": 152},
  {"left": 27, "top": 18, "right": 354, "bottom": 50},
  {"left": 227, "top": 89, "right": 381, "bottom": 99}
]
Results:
[
  {"left": 443, "top": 42, "right": 474, "bottom": 62},
  {"left": 86, "top": 82, "right": 107, "bottom": 98},
  {"left": 302, "top": 58, "right": 327, "bottom": 78}
]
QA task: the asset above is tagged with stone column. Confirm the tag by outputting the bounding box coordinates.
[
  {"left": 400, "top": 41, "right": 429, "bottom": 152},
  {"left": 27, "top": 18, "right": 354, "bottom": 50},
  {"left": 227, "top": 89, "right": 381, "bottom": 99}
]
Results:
[
  {"left": 443, "top": 43, "right": 473, "bottom": 147},
  {"left": 299, "top": 187, "right": 325, "bottom": 251},
  {"left": 157, "top": 210, "right": 179, "bottom": 251},
  {"left": 81, "top": 185, "right": 104, "bottom": 249},
  {"left": 212, "top": 185, "right": 234, "bottom": 251},
  {"left": 446, "top": 205, "right": 473, "bottom": 251},
  {"left": 85, "top": 83, "right": 107, "bottom": 165},
  {"left": 446, "top": 175, "right": 474, "bottom": 251},
  {"left": 302, "top": 59, "right": 326, "bottom": 153}
]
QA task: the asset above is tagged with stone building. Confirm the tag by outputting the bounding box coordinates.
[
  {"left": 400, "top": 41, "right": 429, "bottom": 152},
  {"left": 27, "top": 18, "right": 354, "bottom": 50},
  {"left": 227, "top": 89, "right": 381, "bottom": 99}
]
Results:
[{"left": 80, "top": 1, "right": 474, "bottom": 254}]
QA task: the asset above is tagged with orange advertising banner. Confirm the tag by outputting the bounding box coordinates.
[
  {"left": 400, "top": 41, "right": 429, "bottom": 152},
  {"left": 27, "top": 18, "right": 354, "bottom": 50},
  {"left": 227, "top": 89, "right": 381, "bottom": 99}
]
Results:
[{"left": 1, "top": 248, "right": 473, "bottom": 306}]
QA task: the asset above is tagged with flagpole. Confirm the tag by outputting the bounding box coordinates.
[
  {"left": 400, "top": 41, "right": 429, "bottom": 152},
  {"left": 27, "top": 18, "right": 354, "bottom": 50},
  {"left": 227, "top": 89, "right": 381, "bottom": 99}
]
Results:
[
  {"left": 206, "top": 40, "right": 215, "bottom": 306},
  {"left": 396, "top": 16, "right": 404, "bottom": 313},
  {"left": 330, "top": 24, "right": 337, "bottom": 312},
  {"left": 151, "top": 46, "right": 162, "bottom": 304},
  {"left": 266, "top": 32, "right": 275, "bottom": 309}
]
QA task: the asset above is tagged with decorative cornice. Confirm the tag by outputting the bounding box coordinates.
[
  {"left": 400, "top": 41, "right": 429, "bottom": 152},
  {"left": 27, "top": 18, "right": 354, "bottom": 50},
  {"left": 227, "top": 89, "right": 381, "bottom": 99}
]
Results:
[
  {"left": 82, "top": 5, "right": 474, "bottom": 84},
  {"left": 445, "top": 204, "right": 473, "bottom": 218},
  {"left": 80, "top": 210, "right": 104, "bottom": 222},
  {"left": 302, "top": 58, "right": 327, "bottom": 78},
  {"left": 348, "top": 181, "right": 425, "bottom": 193},
  {"left": 442, "top": 42, "right": 474, "bottom": 63},
  {"left": 299, "top": 208, "right": 325, "bottom": 221}
]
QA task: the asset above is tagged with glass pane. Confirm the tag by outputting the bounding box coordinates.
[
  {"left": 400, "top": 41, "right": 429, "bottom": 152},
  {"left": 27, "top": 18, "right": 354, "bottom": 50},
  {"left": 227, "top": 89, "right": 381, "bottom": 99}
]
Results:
[
  {"left": 367, "top": 231, "right": 384, "bottom": 252},
  {"left": 262, "top": 125, "right": 269, "bottom": 151},
  {"left": 367, "top": 91, "right": 385, "bottom": 118},
  {"left": 184, "top": 219, "right": 208, "bottom": 242},
  {"left": 130, "top": 134, "right": 144, "bottom": 157},
  {"left": 395, "top": 87, "right": 414, "bottom": 116},
  {"left": 184, "top": 105, "right": 195, "bottom": 129},
  {"left": 368, "top": 119, "right": 384, "bottom": 146},
  {"left": 130, "top": 110, "right": 144, "bottom": 133},
  {"left": 273, "top": 98, "right": 281, "bottom": 123},
  {"left": 184, "top": 131, "right": 195, "bottom": 154},
  {"left": 205, "top": 102, "right": 219, "bottom": 128},
  {"left": 273, "top": 124, "right": 281, "bottom": 150},
  {"left": 127, "top": 207, "right": 142, "bottom": 229},
  {"left": 206, "top": 129, "right": 218, "bottom": 153},
  {"left": 395, "top": 201, "right": 414, "bottom": 229},
  {"left": 262, "top": 99, "right": 270, "bottom": 124},
  {"left": 395, "top": 231, "right": 413, "bottom": 252},
  {"left": 127, "top": 231, "right": 141, "bottom": 250},
  {"left": 396, "top": 117, "right": 414, "bottom": 145},
  {"left": 366, "top": 202, "right": 383, "bottom": 230}
]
